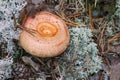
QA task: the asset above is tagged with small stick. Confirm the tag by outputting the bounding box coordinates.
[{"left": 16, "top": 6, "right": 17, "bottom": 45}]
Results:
[
  {"left": 13, "top": 13, "right": 37, "bottom": 37},
  {"left": 55, "top": 11, "right": 83, "bottom": 26},
  {"left": 88, "top": 3, "right": 94, "bottom": 29},
  {"left": 107, "top": 32, "right": 120, "bottom": 52}
]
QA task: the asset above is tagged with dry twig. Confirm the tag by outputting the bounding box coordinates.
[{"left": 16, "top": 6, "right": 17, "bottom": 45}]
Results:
[
  {"left": 13, "top": 14, "right": 37, "bottom": 37},
  {"left": 55, "top": 11, "right": 85, "bottom": 26},
  {"left": 88, "top": 3, "right": 94, "bottom": 29},
  {"left": 107, "top": 32, "right": 120, "bottom": 52}
]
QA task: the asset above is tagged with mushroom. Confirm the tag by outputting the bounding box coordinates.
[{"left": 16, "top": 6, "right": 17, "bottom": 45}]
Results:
[{"left": 19, "top": 11, "right": 70, "bottom": 57}]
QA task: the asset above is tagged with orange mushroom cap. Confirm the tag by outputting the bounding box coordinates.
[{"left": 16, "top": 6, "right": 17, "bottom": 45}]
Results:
[{"left": 19, "top": 11, "right": 70, "bottom": 57}]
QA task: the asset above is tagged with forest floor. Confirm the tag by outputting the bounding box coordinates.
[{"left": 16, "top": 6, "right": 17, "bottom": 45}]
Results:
[{"left": 0, "top": 0, "right": 120, "bottom": 80}]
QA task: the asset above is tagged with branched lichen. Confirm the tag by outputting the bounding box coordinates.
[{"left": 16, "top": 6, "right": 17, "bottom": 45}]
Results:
[
  {"left": 106, "top": 0, "right": 120, "bottom": 37},
  {"left": 55, "top": 20, "right": 102, "bottom": 79},
  {"left": 114, "top": 0, "right": 120, "bottom": 17},
  {"left": 0, "top": 57, "right": 13, "bottom": 80},
  {"left": 0, "top": 0, "right": 27, "bottom": 54}
]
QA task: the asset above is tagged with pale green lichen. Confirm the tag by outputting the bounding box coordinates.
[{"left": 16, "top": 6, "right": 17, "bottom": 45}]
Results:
[
  {"left": 0, "top": 0, "right": 26, "bottom": 54},
  {"left": 55, "top": 19, "right": 102, "bottom": 79},
  {"left": 0, "top": 57, "right": 13, "bottom": 80},
  {"left": 114, "top": 0, "right": 120, "bottom": 17},
  {"left": 106, "top": 0, "right": 120, "bottom": 37}
]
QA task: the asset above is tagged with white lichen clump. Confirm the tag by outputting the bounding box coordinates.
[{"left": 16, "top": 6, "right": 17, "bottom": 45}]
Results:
[
  {"left": 0, "top": 0, "right": 26, "bottom": 54},
  {"left": 114, "top": 0, "right": 120, "bottom": 17},
  {"left": 57, "top": 20, "right": 102, "bottom": 79},
  {"left": 0, "top": 57, "right": 13, "bottom": 80},
  {"left": 106, "top": 0, "right": 120, "bottom": 36}
]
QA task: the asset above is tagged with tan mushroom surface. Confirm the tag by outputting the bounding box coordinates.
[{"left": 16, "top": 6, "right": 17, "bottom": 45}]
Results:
[{"left": 19, "top": 11, "right": 70, "bottom": 57}]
